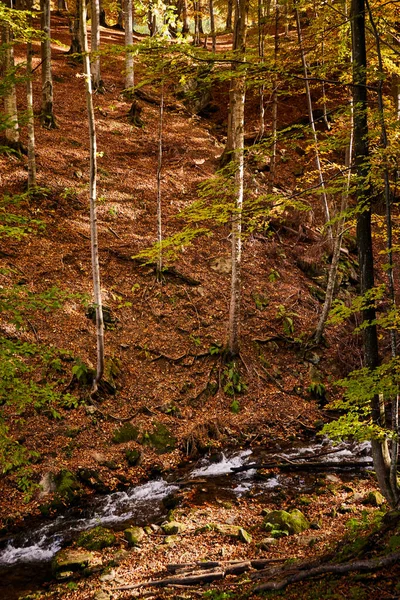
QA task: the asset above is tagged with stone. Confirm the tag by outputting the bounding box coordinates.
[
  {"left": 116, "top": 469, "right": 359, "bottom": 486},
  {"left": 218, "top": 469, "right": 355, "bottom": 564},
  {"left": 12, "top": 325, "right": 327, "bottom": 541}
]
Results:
[
  {"left": 124, "top": 526, "right": 146, "bottom": 546},
  {"left": 54, "top": 469, "right": 82, "bottom": 502},
  {"left": 52, "top": 549, "right": 102, "bottom": 579},
  {"left": 94, "top": 591, "right": 111, "bottom": 600},
  {"left": 258, "top": 537, "right": 278, "bottom": 550},
  {"left": 164, "top": 535, "right": 179, "bottom": 544},
  {"left": 125, "top": 448, "right": 142, "bottom": 466},
  {"left": 99, "top": 569, "right": 116, "bottom": 582},
  {"left": 38, "top": 472, "right": 56, "bottom": 498},
  {"left": 209, "top": 256, "right": 232, "bottom": 275},
  {"left": 141, "top": 422, "right": 176, "bottom": 454},
  {"left": 364, "top": 490, "right": 385, "bottom": 507},
  {"left": 112, "top": 423, "right": 139, "bottom": 444},
  {"left": 263, "top": 509, "right": 310, "bottom": 536},
  {"left": 238, "top": 527, "right": 252, "bottom": 544},
  {"left": 77, "top": 526, "right": 116, "bottom": 551},
  {"left": 77, "top": 468, "right": 109, "bottom": 493},
  {"left": 161, "top": 521, "right": 186, "bottom": 535}
]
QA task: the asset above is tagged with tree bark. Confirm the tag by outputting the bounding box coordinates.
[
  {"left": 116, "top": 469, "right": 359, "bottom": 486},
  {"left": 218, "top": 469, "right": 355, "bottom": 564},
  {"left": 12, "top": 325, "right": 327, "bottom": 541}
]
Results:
[
  {"left": 26, "top": 33, "right": 36, "bottom": 187},
  {"left": 91, "top": 0, "right": 102, "bottom": 90},
  {"left": 209, "top": 0, "right": 216, "bottom": 52},
  {"left": 1, "top": 24, "right": 20, "bottom": 147},
  {"left": 80, "top": 0, "right": 105, "bottom": 393},
  {"left": 40, "top": 0, "right": 56, "bottom": 128},
  {"left": 351, "top": 0, "right": 396, "bottom": 507},
  {"left": 124, "top": 0, "right": 134, "bottom": 91},
  {"left": 227, "top": 0, "right": 247, "bottom": 357},
  {"left": 156, "top": 78, "right": 164, "bottom": 279}
]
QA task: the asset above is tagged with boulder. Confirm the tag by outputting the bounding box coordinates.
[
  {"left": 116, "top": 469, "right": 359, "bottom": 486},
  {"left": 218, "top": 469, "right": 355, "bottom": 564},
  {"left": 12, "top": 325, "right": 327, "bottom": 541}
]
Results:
[
  {"left": 77, "top": 526, "right": 116, "bottom": 551},
  {"left": 161, "top": 521, "right": 186, "bottom": 535},
  {"left": 364, "top": 490, "right": 385, "bottom": 507},
  {"left": 263, "top": 509, "right": 310, "bottom": 536},
  {"left": 52, "top": 549, "right": 102, "bottom": 579},
  {"left": 214, "top": 523, "right": 252, "bottom": 543},
  {"left": 124, "top": 526, "right": 146, "bottom": 546}
]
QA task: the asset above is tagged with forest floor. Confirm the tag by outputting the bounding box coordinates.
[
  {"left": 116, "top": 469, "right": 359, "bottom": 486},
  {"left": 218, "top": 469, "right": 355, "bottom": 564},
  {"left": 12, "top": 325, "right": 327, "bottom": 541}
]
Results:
[{"left": 1, "top": 14, "right": 399, "bottom": 600}]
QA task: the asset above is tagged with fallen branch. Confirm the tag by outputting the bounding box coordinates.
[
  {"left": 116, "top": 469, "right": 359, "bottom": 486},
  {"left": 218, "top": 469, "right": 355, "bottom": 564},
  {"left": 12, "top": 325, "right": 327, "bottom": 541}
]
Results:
[
  {"left": 231, "top": 460, "right": 372, "bottom": 473},
  {"left": 252, "top": 552, "right": 400, "bottom": 593}
]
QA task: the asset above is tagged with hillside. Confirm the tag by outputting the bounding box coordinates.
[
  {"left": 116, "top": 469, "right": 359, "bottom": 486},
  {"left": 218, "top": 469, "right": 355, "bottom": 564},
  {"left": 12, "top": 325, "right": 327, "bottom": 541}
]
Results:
[{"left": 1, "top": 12, "right": 399, "bottom": 600}]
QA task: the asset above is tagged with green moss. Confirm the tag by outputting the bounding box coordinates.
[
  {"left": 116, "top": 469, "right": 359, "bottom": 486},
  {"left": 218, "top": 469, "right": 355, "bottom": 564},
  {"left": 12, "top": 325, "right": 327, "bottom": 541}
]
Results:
[
  {"left": 54, "top": 469, "right": 81, "bottom": 501},
  {"left": 142, "top": 422, "right": 176, "bottom": 453},
  {"left": 77, "top": 526, "right": 116, "bottom": 550},
  {"left": 112, "top": 423, "right": 139, "bottom": 444}
]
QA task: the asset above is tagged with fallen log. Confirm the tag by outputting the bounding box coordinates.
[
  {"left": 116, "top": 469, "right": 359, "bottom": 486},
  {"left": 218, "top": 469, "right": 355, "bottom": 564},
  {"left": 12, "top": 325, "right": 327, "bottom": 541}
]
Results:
[
  {"left": 114, "top": 570, "right": 225, "bottom": 590},
  {"left": 232, "top": 460, "right": 372, "bottom": 473},
  {"left": 252, "top": 552, "right": 400, "bottom": 593}
]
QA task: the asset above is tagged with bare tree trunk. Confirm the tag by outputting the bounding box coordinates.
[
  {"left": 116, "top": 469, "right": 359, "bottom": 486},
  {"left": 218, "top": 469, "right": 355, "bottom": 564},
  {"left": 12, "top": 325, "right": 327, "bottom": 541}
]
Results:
[
  {"left": 26, "top": 37, "right": 36, "bottom": 187},
  {"left": 257, "top": 0, "right": 265, "bottom": 138},
  {"left": 351, "top": 0, "right": 397, "bottom": 507},
  {"left": 180, "top": 0, "right": 189, "bottom": 35},
  {"left": 366, "top": 0, "right": 399, "bottom": 505},
  {"left": 68, "top": 0, "right": 83, "bottom": 55},
  {"left": 269, "top": 1, "right": 279, "bottom": 187},
  {"left": 80, "top": 0, "right": 105, "bottom": 394},
  {"left": 193, "top": 0, "right": 200, "bottom": 44},
  {"left": 1, "top": 25, "right": 20, "bottom": 147},
  {"left": 148, "top": 0, "right": 157, "bottom": 36},
  {"left": 314, "top": 106, "right": 353, "bottom": 344},
  {"left": 226, "top": 0, "right": 233, "bottom": 31},
  {"left": 91, "top": 0, "right": 103, "bottom": 91},
  {"left": 295, "top": 3, "right": 331, "bottom": 242},
  {"left": 156, "top": 78, "right": 164, "bottom": 280},
  {"left": 117, "top": 0, "right": 124, "bottom": 29},
  {"left": 209, "top": 0, "right": 216, "bottom": 52},
  {"left": 228, "top": 0, "right": 247, "bottom": 357},
  {"left": 40, "top": 0, "right": 56, "bottom": 128},
  {"left": 124, "top": 0, "right": 134, "bottom": 91}
]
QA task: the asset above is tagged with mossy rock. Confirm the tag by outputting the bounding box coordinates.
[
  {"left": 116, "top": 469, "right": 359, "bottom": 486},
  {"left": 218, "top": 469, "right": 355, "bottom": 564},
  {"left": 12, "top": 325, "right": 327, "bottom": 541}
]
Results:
[
  {"left": 124, "top": 526, "right": 146, "bottom": 546},
  {"left": 54, "top": 469, "right": 82, "bottom": 502},
  {"left": 161, "top": 521, "right": 186, "bottom": 535},
  {"left": 125, "top": 448, "right": 142, "bottom": 466},
  {"left": 52, "top": 549, "right": 102, "bottom": 579},
  {"left": 77, "top": 526, "right": 116, "bottom": 551},
  {"left": 263, "top": 509, "right": 310, "bottom": 535},
  {"left": 77, "top": 468, "right": 109, "bottom": 492},
  {"left": 364, "top": 491, "right": 385, "bottom": 507},
  {"left": 112, "top": 423, "right": 139, "bottom": 444},
  {"left": 141, "top": 422, "right": 176, "bottom": 454},
  {"left": 213, "top": 523, "right": 251, "bottom": 543}
]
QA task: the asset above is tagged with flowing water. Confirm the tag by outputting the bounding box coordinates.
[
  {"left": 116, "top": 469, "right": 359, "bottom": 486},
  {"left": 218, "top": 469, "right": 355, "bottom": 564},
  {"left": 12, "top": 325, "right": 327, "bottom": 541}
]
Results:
[{"left": 0, "top": 438, "right": 372, "bottom": 598}]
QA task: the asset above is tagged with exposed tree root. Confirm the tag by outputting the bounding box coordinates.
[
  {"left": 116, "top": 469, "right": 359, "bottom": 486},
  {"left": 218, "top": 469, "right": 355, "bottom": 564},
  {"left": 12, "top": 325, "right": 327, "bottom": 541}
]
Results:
[{"left": 252, "top": 552, "right": 400, "bottom": 593}]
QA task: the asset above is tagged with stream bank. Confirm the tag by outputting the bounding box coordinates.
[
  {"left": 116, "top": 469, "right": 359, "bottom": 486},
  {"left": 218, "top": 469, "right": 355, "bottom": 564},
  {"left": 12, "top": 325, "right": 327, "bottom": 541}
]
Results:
[{"left": 0, "top": 438, "right": 380, "bottom": 599}]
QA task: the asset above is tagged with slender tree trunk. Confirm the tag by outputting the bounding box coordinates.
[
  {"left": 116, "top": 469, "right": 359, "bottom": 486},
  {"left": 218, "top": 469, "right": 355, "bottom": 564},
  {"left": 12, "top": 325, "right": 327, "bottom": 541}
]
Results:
[
  {"left": 193, "top": 0, "right": 200, "bottom": 44},
  {"left": 257, "top": 0, "right": 265, "bottom": 138},
  {"left": 226, "top": 0, "right": 233, "bottom": 31},
  {"left": 180, "top": 0, "right": 189, "bottom": 35},
  {"left": 40, "top": 0, "right": 56, "bottom": 128},
  {"left": 80, "top": 0, "right": 105, "bottom": 393},
  {"left": 1, "top": 25, "right": 20, "bottom": 147},
  {"left": 209, "top": 0, "right": 216, "bottom": 52},
  {"left": 148, "top": 0, "right": 157, "bottom": 36},
  {"left": 295, "top": 3, "right": 331, "bottom": 242},
  {"left": 228, "top": 0, "right": 247, "bottom": 357},
  {"left": 91, "top": 0, "right": 102, "bottom": 90},
  {"left": 269, "top": 1, "right": 279, "bottom": 187},
  {"left": 26, "top": 36, "right": 36, "bottom": 187},
  {"left": 124, "top": 0, "right": 134, "bottom": 91},
  {"left": 365, "top": 0, "right": 399, "bottom": 505},
  {"left": 156, "top": 78, "right": 164, "bottom": 280},
  {"left": 314, "top": 105, "right": 353, "bottom": 343},
  {"left": 68, "top": 0, "right": 83, "bottom": 55},
  {"left": 117, "top": 0, "right": 124, "bottom": 29},
  {"left": 351, "top": 0, "right": 397, "bottom": 507}
]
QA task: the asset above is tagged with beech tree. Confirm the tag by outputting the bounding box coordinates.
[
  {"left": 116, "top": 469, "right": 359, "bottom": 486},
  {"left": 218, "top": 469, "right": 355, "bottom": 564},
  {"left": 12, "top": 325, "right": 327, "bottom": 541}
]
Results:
[
  {"left": 91, "top": 0, "right": 102, "bottom": 90},
  {"left": 40, "top": 0, "right": 56, "bottom": 128},
  {"left": 80, "top": 0, "right": 105, "bottom": 393},
  {"left": 124, "top": 0, "right": 134, "bottom": 90},
  {"left": 227, "top": 0, "right": 247, "bottom": 357},
  {"left": 1, "top": 6, "right": 20, "bottom": 149}
]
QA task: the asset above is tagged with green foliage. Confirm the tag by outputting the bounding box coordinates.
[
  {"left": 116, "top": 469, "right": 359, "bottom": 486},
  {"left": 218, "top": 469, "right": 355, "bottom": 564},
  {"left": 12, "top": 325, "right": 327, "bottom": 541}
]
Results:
[
  {"left": 223, "top": 362, "right": 247, "bottom": 396},
  {"left": 276, "top": 304, "right": 298, "bottom": 337},
  {"left": 230, "top": 398, "right": 240, "bottom": 414},
  {"left": 209, "top": 342, "right": 223, "bottom": 355},
  {"left": 307, "top": 381, "right": 326, "bottom": 399},
  {"left": 112, "top": 422, "right": 140, "bottom": 444}
]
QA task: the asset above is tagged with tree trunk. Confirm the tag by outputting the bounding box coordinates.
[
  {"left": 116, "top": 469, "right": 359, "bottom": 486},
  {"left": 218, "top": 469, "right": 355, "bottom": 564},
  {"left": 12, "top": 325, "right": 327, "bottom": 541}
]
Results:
[
  {"left": 80, "top": 0, "right": 105, "bottom": 393},
  {"left": 124, "top": 0, "right": 134, "bottom": 91},
  {"left": 40, "top": 0, "right": 56, "bottom": 128},
  {"left": 226, "top": 0, "right": 233, "bottom": 31},
  {"left": 295, "top": 3, "right": 331, "bottom": 242},
  {"left": 68, "top": 0, "right": 83, "bottom": 55},
  {"left": 91, "top": 0, "right": 102, "bottom": 91},
  {"left": 228, "top": 0, "right": 247, "bottom": 357},
  {"left": 156, "top": 79, "right": 164, "bottom": 279},
  {"left": 209, "top": 0, "right": 216, "bottom": 52},
  {"left": 351, "top": 0, "right": 397, "bottom": 507},
  {"left": 1, "top": 25, "right": 20, "bottom": 147},
  {"left": 269, "top": 1, "right": 279, "bottom": 187},
  {"left": 26, "top": 36, "right": 36, "bottom": 187},
  {"left": 180, "top": 0, "right": 189, "bottom": 35},
  {"left": 148, "top": 0, "right": 157, "bottom": 36}
]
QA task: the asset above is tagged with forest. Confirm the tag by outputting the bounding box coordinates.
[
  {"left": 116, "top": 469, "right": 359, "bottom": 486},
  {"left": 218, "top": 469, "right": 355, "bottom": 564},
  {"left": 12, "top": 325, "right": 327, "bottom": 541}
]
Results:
[{"left": 1, "top": 0, "right": 400, "bottom": 597}]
